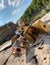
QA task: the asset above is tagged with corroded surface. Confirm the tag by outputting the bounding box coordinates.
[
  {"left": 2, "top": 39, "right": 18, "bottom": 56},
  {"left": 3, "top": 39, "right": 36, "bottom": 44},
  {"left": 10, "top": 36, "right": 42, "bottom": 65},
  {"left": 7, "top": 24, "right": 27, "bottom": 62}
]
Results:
[
  {"left": 0, "top": 34, "right": 50, "bottom": 65},
  {"left": 0, "top": 12, "right": 50, "bottom": 65}
]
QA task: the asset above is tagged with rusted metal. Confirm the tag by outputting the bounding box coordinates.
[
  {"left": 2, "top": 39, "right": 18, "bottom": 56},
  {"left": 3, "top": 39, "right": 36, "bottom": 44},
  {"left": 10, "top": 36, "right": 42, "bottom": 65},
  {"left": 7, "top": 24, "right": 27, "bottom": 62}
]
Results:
[
  {"left": 32, "top": 20, "right": 50, "bottom": 33},
  {"left": 23, "top": 26, "right": 38, "bottom": 44}
]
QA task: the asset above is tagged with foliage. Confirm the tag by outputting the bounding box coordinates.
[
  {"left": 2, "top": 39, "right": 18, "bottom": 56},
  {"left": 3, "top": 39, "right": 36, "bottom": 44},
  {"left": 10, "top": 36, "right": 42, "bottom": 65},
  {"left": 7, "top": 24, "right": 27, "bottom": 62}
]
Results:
[{"left": 21, "top": 0, "right": 50, "bottom": 23}]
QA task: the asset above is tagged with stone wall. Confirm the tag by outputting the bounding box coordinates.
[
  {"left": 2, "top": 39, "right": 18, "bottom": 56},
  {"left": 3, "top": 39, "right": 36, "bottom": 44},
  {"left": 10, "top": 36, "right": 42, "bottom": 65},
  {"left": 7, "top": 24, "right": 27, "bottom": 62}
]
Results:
[{"left": 0, "top": 22, "right": 16, "bottom": 44}]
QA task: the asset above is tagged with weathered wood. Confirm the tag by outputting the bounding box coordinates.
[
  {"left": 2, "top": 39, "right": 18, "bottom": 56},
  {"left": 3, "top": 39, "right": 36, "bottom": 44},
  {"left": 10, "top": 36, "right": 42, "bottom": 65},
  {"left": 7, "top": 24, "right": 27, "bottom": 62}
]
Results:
[
  {"left": 0, "top": 12, "right": 50, "bottom": 65},
  {"left": 0, "top": 48, "right": 12, "bottom": 65},
  {"left": 0, "top": 40, "right": 12, "bottom": 52},
  {"left": 6, "top": 49, "right": 26, "bottom": 65}
]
